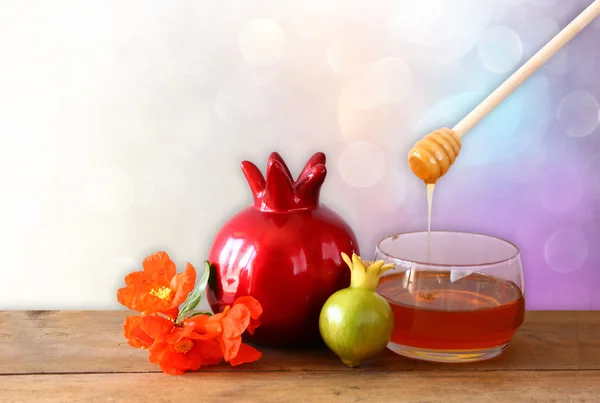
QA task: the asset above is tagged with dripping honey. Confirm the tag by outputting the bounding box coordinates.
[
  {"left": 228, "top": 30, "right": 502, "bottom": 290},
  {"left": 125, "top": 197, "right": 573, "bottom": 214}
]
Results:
[
  {"left": 377, "top": 271, "right": 525, "bottom": 350},
  {"left": 426, "top": 183, "right": 434, "bottom": 261}
]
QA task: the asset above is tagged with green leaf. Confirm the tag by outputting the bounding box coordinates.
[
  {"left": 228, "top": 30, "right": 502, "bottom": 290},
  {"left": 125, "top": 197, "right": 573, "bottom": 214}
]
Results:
[
  {"left": 187, "top": 311, "right": 213, "bottom": 318},
  {"left": 178, "top": 260, "right": 212, "bottom": 320}
]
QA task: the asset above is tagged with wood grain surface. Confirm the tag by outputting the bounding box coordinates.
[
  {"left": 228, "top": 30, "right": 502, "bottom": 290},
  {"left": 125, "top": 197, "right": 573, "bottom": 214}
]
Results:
[
  {"left": 1, "top": 310, "right": 599, "bottom": 402},
  {"left": 2, "top": 371, "right": 599, "bottom": 403}
]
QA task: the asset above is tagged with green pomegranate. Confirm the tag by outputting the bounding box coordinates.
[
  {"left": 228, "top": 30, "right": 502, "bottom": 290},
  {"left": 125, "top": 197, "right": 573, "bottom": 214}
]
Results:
[{"left": 319, "top": 252, "right": 395, "bottom": 367}]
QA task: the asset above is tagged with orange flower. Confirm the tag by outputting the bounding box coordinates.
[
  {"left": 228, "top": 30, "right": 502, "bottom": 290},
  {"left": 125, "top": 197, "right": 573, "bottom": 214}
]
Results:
[
  {"left": 123, "top": 315, "right": 154, "bottom": 349},
  {"left": 122, "top": 297, "right": 262, "bottom": 375},
  {"left": 140, "top": 315, "right": 223, "bottom": 376},
  {"left": 117, "top": 253, "right": 263, "bottom": 375},
  {"left": 190, "top": 297, "right": 263, "bottom": 366},
  {"left": 232, "top": 296, "right": 263, "bottom": 335},
  {"left": 117, "top": 252, "right": 196, "bottom": 318}
]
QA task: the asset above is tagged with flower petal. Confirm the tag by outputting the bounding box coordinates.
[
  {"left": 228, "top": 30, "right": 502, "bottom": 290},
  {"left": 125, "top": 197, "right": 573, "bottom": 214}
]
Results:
[
  {"left": 221, "top": 304, "right": 251, "bottom": 339},
  {"left": 135, "top": 290, "right": 174, "bottom": 315},
  {"left": 233, "top": 296, "right": 263, "bottom": 319},
  {"left": 157, "top": 349, "right": 189, "bottom": 376},
  {"left": 192, "top": 339, "right": 223, "bottom": 366},
  {"left": 165, "top": 350, "right": 197, "bottom": 373},
  {"left": 220, "top": 336, "right": 242, "bottom": 362},
  {"left": 117, "top": 286, "right": 138, "bottom": 310},
  {"left": 229, "top": 343, "right": 262, "bottom": 366},
  {"left": 187, "top": 332, "right": 217, "bottom": 341},
  {"left": 161, "top": 307, "right": 180, "bottom": 320},
  {"left": 159, "top": 363, "right": 186, "bottom": 376},
  {"left": 143, "top": 252, "right": 176, "bottom": 285},
  {"left": 187, "top": 314, "right": 222, "bottom": 336},
  {"left": 124, "top": 271, "right": 150, "bottom": 286},
  {"left": 118, "top": 285, "right": 154, "bottom": 312},
  {"left": 156, "top": 344, "right": 209, "bottom": 375},
  {"left": 123, "top": 316, "right": 153, "bottom": 349},
  {"left": 118, "top": 280, "right": 177, "bottom": 316},
  {"left": 148, "top": 340, "right": 169, "bottom": 365},
  {"left": 184, "top": 314, "right": 210, "bottom": 328},
  {"left": 232, "top": 296, "right": 262, "bottom": 334},
  {"left": 170, "top": 262, "right": 197, "bottom": 307},
  {"left": 165, "top": 322, "right": 195, "bottom": 344},
  {"left": 246, "top": 318, "right": 261, "bottom": 335},
  {"left": 140, "top": 315, "right": 174, "bottom": 341}
]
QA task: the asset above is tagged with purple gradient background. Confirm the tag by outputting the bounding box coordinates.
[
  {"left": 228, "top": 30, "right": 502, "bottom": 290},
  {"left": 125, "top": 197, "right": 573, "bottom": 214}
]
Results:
[{"left": 353, "top": 1, "right": 600, "bottom": 310}]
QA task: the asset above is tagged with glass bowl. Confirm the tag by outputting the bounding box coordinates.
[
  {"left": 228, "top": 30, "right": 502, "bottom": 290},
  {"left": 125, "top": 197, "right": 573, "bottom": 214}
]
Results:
[{"left": 375, "top": 231, "right": 525, "bottom": 363}]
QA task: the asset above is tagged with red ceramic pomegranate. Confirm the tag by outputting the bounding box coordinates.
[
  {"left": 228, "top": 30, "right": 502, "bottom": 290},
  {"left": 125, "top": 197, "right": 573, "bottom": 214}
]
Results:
[{"left": 206, "top": 152, "right": 359, "bottom": 347}]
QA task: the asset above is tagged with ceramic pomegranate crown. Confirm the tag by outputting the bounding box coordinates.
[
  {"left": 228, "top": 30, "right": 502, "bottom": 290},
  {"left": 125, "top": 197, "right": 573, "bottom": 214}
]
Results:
[{"left": 240, "top": 152, "right": 327, "bottom": 212}]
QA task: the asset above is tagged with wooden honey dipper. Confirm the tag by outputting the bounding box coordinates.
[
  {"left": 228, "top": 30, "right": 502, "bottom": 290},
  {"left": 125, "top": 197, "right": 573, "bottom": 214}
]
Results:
[{"left": 408, "top": 0, "right": 600, "bottom": 184}]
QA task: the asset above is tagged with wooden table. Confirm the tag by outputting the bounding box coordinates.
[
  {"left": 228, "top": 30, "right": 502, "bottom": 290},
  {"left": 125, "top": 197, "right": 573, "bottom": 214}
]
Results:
[{"left": 1, "top": 311, "right": 599, "bottom": 402}]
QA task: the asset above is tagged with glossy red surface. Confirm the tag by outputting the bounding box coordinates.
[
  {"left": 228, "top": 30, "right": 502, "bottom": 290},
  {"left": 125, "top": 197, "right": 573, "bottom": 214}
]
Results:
[{"left": 206, "top": 152, "right": 359, "bottom": 347}]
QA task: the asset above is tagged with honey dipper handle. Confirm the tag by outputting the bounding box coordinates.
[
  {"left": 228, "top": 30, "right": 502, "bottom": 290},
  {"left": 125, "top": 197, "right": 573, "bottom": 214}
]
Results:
[{"left": 452, "top": 0, "right": 600, "bottom": 138}]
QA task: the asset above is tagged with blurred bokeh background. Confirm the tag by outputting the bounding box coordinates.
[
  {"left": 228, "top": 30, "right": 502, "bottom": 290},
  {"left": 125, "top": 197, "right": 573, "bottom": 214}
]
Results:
[{"left": 1, "top": 0, "right": 599, "bottom": 310}]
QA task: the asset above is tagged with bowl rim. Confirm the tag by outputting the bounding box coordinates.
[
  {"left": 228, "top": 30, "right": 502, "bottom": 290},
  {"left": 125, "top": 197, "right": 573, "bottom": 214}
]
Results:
[{"left": 375, "top": 230, "right": 521, "bottom": 268}]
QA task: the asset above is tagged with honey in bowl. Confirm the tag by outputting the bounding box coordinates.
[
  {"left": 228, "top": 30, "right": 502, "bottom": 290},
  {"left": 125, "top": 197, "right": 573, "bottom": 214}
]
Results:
[
  {"left": 375, "top": 231, "right": 525, "bottom": 363},
  {"left": 378, "top": 271, "right": 524, "bottom": 352}
]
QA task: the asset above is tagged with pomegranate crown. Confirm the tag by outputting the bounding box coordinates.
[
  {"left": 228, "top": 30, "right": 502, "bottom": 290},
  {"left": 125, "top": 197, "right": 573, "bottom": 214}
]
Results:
[{"left": 241, "top": 152, "right": 327, "bottom": 212}]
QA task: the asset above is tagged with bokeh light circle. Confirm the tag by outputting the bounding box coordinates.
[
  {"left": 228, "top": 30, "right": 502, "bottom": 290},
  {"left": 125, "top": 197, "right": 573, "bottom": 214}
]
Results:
[
  {"left": 86, "top": 168, "right": 136, "bottom": 216},
  {"left": 338, "top": 141, "right": 386, "bottom": 187},
  {"left": 365, "top": 57, "right": 412, "bottom": 104},
  {"left": 557, "top": 91, "right": 599, "bottom": 138},
  {"left": 238, "top": 18, "right": 286, "bottom": 66},
  {"left": 477, "top": 26, "right": 523, "bottom": 73},
  {"left": 544, "top": 228, "right": 589, "bottom": 273},
  {"left": 389, "top": 0, "right": 494, "bottom": 64}
]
